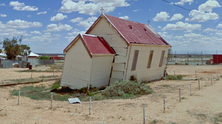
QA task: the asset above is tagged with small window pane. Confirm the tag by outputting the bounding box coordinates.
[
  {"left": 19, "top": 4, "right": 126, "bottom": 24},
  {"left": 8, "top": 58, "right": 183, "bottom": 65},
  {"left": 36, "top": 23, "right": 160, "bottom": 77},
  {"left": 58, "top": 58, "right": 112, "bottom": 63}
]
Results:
[
  {"left": 159, "top": 50, "right": 165, "bottom": 67},
  {"left": 147, "top": 50, "right": 154, "bottom": 68},
  {"left": 131, "top": 50, "right": 139, "bottom": 71}
]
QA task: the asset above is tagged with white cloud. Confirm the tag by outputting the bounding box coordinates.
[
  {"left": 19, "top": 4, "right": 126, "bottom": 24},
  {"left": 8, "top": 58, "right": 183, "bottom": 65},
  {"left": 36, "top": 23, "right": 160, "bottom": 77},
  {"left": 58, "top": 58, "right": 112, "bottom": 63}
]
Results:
[
  {"left": 30, "top": 31, "right": 41, "bottom": 35},
  {"left": 170, "top": 13, "right": 184, "bottom": 21},
  {"left": 175, "top": 0, "right": 193, "bottom": 5},
  {"left": 216, "top": 32, "right": 222, "bottom": 36},
  {"left": 158, "top": 31, "right": 172, "bottom": 39},
  {"left": 153, "top": 11, "right": 169, "bottom": 21},
  {"left": 174, "top": 36, "right": 184, "bottom": 39},
  {"left": 162, "top": 21, "right": 201, "bottom": 31},
  {"left": 3, "top": 19, "right": 42, "bottom": 29},
  {"left": 186, "top": 10, "right": 219, "bottom": 22},
  {"left": 77, "top": 17, "right": 97, "bottom": 29},
  {"left": 50, "top": 13, "right": 67, "bottom": 21},
  {"left": 0, "top": 3, "right": 6, "bottom": 6},
  {"left": 133, "top": 9, "right": 141, "bottom": 12},
  {"left": 119, "top": 15, "right": 129, "bottom": 20},
  {"left": 217, "top": 24, "right": 222, "bottom": 28},
  {"left": 68, "top": 29, "right": 85, "bottom": 36},
  {"left": 70, "top": 17, "right": 83, "bottom": 23},
  {"left": 186, "top": 0, "right": 221, "bottom": 22},
  {"left": 0, "top": 28, "right": 28, "bottom": 38},
  {"left": 198, "top": 0, "right": 221, "bottom": 12},
  {"left": 37, "top": 11, "right": 47, "bottom": 15},
  {"left": 27, "top": 33, "right": 61, "bottom": 43},
  {"left": 9, "top": 1, "right": 38, "bottom": 11},
  {"left": 0, "top": 14, "right": 7, "bottom": 17},
  {"left": 46, "top": 23, "right": 73, "bottom": 32},
  {"left": 158, "top": 26, "right": 161, "bottom": 29},
  {"left": 203, "top": 28, "right": 217, "bottom": 32},
  {"left": 59, "top": 0, "right": 130, "bottom": 15},
  {"left": 184, "top": 33, "right": 203, "bottom": 38}
]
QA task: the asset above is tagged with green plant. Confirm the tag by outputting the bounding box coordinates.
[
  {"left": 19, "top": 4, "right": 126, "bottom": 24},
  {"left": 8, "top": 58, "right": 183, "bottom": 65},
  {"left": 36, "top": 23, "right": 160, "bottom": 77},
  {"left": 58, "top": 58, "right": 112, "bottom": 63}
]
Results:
[
  {"left": 51, "top": 79, "right": 60, "bottom": 90},
  {"left": 151, "top": 119, "right": 158, "bottom": 124},
  {"left": 165, "top": 75, "right": 183, "bottom": 80},
  {"left": 37, "top": 56, "right": 51, "bottom": 60},
  {"left": 10, "top": 86, "right": 72, "bottom": 101},
  {"left": 102, "top": 80, "right": 153, "bottom": 99}
]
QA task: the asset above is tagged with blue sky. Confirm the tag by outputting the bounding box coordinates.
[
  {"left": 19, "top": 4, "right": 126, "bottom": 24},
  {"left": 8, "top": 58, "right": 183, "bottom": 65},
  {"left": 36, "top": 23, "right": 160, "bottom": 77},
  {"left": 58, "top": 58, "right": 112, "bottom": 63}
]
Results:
[{"left": 0, "top": 0, "right": 222, "bottom": 54}]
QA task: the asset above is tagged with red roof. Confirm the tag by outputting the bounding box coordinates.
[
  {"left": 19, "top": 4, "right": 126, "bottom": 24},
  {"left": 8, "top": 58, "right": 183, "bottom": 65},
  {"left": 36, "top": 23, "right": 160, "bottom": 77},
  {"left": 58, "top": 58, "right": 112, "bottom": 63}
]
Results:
[
  {"left": 80, "top": 34, "right": 115, "bottom": 57},
  {"left": 87, "top": 14, "right": 170, "bottom": 46}
]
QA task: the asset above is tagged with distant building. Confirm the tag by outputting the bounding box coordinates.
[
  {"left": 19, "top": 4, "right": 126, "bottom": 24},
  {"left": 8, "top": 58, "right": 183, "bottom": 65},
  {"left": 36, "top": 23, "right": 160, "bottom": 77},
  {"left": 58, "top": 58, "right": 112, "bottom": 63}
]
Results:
[
  {"left": 61, "top": 14, "right": 171, "bottom": 89},
  {"left": 28, "top": 52, "right": 40, "bottom": 67}
]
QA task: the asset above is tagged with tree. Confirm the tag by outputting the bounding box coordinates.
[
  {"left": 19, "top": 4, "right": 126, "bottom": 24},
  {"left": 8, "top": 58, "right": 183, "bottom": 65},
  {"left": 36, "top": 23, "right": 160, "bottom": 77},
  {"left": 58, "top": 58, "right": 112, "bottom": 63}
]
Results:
[{"left": 2, "top": 36, "right": 31, "bottom": 60}]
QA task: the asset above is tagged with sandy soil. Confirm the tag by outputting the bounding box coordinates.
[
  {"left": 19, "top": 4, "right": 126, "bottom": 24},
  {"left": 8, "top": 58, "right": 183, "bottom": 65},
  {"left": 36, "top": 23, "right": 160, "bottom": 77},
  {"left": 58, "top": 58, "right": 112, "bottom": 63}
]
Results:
[
  {"left": 1, "top": 65, "right": 222, "bottom": 124},
  {"left": 0, "top": 66, "right": 62, "bottom": 83}
]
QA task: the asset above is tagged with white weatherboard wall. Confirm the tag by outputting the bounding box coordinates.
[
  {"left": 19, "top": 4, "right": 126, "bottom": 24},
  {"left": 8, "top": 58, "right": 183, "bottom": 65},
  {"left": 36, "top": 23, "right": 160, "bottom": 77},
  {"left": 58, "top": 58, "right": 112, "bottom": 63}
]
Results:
[
  {"left": 28, "top": 58, "right": 37, "bottom": 67},
  {"left": 90, "top": 55, "right": 114, "bottom": 87},
  {"left": 88, "top": 17, "right": 128, "bottom": 84},
  {"left": 61, "top": 38, "right": 92, "bottom": 89},
  {"left": 125, "top": 45, "right": 169, "bottom": 82}
]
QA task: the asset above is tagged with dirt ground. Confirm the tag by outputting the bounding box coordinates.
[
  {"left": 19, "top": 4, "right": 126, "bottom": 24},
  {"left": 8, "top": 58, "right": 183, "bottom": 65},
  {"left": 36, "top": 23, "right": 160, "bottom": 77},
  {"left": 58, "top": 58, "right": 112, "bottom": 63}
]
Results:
[{"left": 1, "top": 65, "right": 222, "bottom": 124}]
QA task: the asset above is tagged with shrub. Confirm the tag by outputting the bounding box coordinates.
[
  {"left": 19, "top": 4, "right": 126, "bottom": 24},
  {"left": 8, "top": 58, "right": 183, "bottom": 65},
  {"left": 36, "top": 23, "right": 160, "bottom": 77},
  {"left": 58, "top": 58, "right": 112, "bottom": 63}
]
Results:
[
  {"left": 165, "top": 75, "right": 183, "bottom": 80},
  {"left": 102, "top": 80, "right": 153, "bottom": 98},
  {"left": 51, "top": 79, "right": 60, "bottom": 90}
]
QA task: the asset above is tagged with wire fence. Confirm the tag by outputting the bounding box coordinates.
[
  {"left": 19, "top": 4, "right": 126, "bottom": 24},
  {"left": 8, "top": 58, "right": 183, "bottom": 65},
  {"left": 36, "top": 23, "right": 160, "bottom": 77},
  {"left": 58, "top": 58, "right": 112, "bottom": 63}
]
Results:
[
  {"left": 167, "top": 51, "right": 215, "bottom": 65},
  {"left": 1, "top": 71, "right": 222, "bottom": 123}
]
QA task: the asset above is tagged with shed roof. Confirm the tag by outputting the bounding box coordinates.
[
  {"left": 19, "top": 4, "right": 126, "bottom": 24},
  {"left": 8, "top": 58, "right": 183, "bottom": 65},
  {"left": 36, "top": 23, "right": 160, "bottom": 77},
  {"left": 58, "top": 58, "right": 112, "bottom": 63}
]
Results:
[
  {"left": 86, "top": 14, "right": 170, "bottom": 46},
  {"left": 64, "top": 34, "right": 115, "bottom": 57},
  {"left": 81, "top": 34, "right": 115, "bottom": 57},
  {"left": 28, "top": 52, "right": 39, "bottom": 57}
]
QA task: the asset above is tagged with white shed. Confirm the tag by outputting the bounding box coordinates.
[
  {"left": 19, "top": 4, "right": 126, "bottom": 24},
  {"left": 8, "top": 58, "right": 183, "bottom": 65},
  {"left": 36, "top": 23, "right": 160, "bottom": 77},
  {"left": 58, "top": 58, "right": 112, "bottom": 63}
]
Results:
[
  {"left": 28, "top": 52, "right": 39, "bottom": 67},
  {"left": 61, "top": 14, "right": 171, "bottom": 89},
  {"left": 61, "top": 34, "right": 115, "bottom": 89}
]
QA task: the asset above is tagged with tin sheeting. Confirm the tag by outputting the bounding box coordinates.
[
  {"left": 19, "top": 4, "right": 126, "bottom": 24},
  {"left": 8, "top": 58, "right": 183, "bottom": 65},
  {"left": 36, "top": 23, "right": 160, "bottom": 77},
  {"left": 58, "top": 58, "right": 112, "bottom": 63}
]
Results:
[
  {"left": 81, "top": 34, "right": 115, "bottom": 57},
  {"left": 68, "top": 98, "right": 81, "bottom": 104},
  {"left": 104, "top": 14, "right": 170, "bottom": 45}
]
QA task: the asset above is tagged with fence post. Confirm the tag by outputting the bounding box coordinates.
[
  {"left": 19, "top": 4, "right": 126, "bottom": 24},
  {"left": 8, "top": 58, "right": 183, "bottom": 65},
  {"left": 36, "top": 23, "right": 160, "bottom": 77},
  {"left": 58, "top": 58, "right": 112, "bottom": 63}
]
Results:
[
  {"left": 51, "top": 92, "right": 53, "bottom": 109},
  {"left": 174, "top": 70, "right": 175, "bottom": 76},
  {"left": 163, "top": 94, "right": 165, "bottom": 112},
  {"left": 190, "top": 83, "right": 192, "bottom": 96},
  {"left": 195, "top": 71, "right": 197, "bottom": 78},
  {"left": 179, "top": 88, "right": 181, "bottom": 102},
  {"left": 31, "top": 72, "right": 32, "bottom": 78},
  {"left": 143, "top": 103, "right": 145, "bottom": 124},
  {"left": 89, "top": 97, "right": 92, "bottom": 115},
  {"left": 42, "top": 75, "right": 44, "bottom": 82},
  {"left": 18, "top": 89, "right": 20, "bottom": 105},
  {"left": 211, "top": 75, "right": 213, "bottom": 85},
  {"left": 198, "top": 78, "right": 200, "bottom": 90}
]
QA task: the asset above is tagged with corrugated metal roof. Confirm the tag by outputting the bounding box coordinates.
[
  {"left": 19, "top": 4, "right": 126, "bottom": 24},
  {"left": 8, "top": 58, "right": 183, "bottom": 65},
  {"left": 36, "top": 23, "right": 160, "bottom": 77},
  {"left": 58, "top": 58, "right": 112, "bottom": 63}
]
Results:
[
  {"left": 80, "top": 34, "right": 115, "bottom": 57},
  {"left": 87, "top": 14, "right": 169, "bottom": 46},
  {"left": 28, "top": 52, "right": 39, "bottom": 57}
]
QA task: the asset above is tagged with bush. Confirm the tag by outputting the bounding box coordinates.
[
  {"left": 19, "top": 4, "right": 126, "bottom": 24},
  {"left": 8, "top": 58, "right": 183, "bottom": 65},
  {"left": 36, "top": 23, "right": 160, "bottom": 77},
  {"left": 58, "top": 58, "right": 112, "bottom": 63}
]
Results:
[
  {"left": 51, "top": 79, "right": 60, "bottom": 90},
  {"left": 102, "top": 80, "right": 153, "bottom": 98},
  {"left": 37, "top": 56, "right": 51, "bottom": 60},
  {"left": 11, "top": 85, "right": 73, "bottom": 101},
  {"left": 165, "top": 75, "right": 183, "bottom": 80}
]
